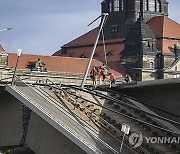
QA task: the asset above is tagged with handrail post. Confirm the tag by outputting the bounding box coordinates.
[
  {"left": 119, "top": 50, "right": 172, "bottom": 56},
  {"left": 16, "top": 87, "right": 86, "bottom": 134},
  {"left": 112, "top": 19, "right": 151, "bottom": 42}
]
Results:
[{"left": 12, "top": 49, "right": 22, "bottom": 85}]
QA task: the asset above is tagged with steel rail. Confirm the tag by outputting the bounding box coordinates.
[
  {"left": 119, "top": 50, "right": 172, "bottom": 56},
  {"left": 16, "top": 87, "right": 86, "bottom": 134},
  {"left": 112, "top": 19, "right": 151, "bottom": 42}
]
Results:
[
  {"left": 56, "top": 85, "right": 180, "bottom": 136},
  {"left": 61, "top": 84, "right": 180, "bottom": 126}
]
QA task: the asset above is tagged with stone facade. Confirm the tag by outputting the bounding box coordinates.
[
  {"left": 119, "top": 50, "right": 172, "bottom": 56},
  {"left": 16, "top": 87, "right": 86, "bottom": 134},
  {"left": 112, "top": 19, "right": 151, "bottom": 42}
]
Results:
[
  {"left": 54, "top": 0, "right": 180, "bottom": 82},
  {"left": 0, "top": 52, "right": 8, "bottom": 67},
  {"left": 101, "top": 0, "right": 180, "bottom": 81},
  {"left": 120, "top": 15, "right": 160, "bottom": 81},
  {"left": 101, "top": 0, "right": 168, "bottom": 39}
]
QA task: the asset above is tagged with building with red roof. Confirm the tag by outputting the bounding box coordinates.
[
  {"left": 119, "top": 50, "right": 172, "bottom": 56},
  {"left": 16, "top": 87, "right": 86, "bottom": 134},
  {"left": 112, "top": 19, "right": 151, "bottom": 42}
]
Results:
[
  {"left": 147, "top": 16, "right": 180, "bottom": 54},
  {"left": 8, "top": 53, "right": 99, "bottom": 74},
  {"left": 53, "top": 0, "right": 180, "bottom": 81},
  {"left": 2, "top": 52, "right": 122, "bottom": 77},
  {"left": 0, "top": 51, "right": 123, "bottom": 85}
]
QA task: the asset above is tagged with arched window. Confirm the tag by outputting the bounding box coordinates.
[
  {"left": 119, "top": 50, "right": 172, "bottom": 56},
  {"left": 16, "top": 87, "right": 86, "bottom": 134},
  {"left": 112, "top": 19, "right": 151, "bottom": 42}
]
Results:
[
  {"left": 120, "top": 0, "right": 124, "bottom": 11},
  {"left": 156, "top": 0, "right": 161, "bottom": 12},
  {"left": 109, "top": 1, "right": 113, "bottom": 12},
  {"left": 150, "top": 62, "right": 154, "bottom": 68},
  {"left": 80, "top": 53, "right": 86, "bottom": 58},
  {"left": 149, "top": 0, "right": 156, "bottom": 12},
  {"left": 109, "top": 0, "right": 124, "bottom": 12},
  {"left": 114, "top": 0, "right": 120, "bottom": 11},
  {"left": 145, "top": 0, "right": 148, "bottom": 11}
]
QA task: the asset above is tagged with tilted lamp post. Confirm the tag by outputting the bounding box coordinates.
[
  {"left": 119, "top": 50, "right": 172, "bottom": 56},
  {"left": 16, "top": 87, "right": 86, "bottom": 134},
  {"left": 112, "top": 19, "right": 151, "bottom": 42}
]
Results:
[
  {"left": 119, "top": 123, "right": 130, "bottom": 153},
  {"left": 12, "top": 48, "right": 22, "bottom": 85},
  {"left": 80, "top": 13, "right": 109, "bottom": 89}
]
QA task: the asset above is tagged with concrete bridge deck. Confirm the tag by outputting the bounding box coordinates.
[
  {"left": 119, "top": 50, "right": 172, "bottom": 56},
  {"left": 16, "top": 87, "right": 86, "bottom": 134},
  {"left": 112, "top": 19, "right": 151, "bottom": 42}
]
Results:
[
  {"left": 1, "top": 76, "right": 180, "bottom": 154},
  {"left": 5, "top": 85, "right": 111, "bottom": 154},
  {"left": 1, "top": 83, "right": 134, "bottom": 154}
]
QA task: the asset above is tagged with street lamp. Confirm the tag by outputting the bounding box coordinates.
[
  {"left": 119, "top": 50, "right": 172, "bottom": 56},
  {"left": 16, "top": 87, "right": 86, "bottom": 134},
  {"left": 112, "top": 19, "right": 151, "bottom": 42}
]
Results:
[
  {"left": 12, "top": 49, "right": 22, "bottom": 85},
  {"left": 119, "top": 123, "right": 130, "bottom": 153},
  {"left": 80, "top": 13, "right": 109, "bottom": 89}
]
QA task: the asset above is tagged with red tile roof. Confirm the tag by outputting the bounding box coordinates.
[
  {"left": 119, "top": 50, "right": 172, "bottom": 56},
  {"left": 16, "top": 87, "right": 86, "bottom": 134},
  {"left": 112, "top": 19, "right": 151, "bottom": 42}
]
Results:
[
  {"left": 147, "top": 16, "right": 180, "bottom": 54},
  {"left": 52, "top": 16, "right": 180, "bottom": 76},
  {"left": 53, "top": 26, "right": 125, "bottom": 57},
  {"left": 147, "top": 16, "right": 180, "bottom": 39},
  {"left": 54, "top": 16, "right": 180, "bottom": 57},
  {"left": 63, "top": 27, "right": 99, "bottom": 47},
  {"left": 62, "top": 40, "right": 124, "bottom": 62},
  {"left": 53, "top": 28, "right": 99, "bottom": 57},
  {"left": 7, "top": 53, "right": 123, "bottom": 76},
  {"left": 162, "top": 39, "right": 180, "bottom": 54}
]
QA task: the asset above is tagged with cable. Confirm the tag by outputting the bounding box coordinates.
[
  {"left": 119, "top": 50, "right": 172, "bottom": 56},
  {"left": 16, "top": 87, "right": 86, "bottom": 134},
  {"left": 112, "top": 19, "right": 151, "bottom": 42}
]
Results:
[
  {"left": 101, "top": 87, "right": 180, "bottom": 119},
  {"left": 62, "top": 84, "right": 180, "bottom": 126},
  {"left": 50, "top": 84, "right": 180, "bottom": 135},
  {"left": 62, "top": 88, "right": 180, "bottom": 136}
]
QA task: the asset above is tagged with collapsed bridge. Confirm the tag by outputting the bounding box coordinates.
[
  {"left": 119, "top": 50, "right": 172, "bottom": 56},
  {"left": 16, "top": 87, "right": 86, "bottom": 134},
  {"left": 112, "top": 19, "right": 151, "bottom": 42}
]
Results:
[{"left": 0, "top": 76, "right": 180, "bottom": 154}]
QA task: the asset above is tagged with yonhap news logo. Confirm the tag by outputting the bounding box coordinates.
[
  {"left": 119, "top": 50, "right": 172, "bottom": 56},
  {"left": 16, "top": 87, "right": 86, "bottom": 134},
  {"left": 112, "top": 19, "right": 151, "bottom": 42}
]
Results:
[
  {"left": 129, "top": 132, "right": 143, "bottom": 148},
  {"left": 128, "top": 132, "right": 180, "bottom": 148}
]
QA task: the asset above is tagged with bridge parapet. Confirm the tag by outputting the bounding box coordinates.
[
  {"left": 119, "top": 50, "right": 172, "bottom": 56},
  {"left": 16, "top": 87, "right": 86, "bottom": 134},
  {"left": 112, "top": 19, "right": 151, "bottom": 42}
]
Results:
[
  {"left": 0, "top": 86, "right": 23, "bottom": 149},
  {"left": 0, "top": 68, "right": 91, "bottom": 85},
  {"left": 0, "top": 67, "right": 123, "bottom": 87}
]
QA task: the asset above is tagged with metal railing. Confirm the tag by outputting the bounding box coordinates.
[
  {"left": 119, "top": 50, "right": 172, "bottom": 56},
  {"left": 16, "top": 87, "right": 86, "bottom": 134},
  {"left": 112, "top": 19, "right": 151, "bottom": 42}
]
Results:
[
  {"left": 45, "top": 79, "right": 120, "bottom": 154},
  {"left": 46, "top": 80, "right": 150, "bottom": 154}
]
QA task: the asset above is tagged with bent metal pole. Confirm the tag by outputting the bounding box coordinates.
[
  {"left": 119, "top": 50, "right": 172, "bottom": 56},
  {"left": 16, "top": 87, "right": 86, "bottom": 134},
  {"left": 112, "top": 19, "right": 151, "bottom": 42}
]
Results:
[{"left": 80, "top": 13, "right": 108, "bottom": 89}]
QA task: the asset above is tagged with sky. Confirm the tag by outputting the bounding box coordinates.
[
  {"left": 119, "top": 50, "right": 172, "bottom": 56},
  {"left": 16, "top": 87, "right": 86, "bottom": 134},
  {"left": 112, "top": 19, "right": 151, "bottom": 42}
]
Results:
[{"left": 0, "top": 0, "right": 179, "bottom": 56}]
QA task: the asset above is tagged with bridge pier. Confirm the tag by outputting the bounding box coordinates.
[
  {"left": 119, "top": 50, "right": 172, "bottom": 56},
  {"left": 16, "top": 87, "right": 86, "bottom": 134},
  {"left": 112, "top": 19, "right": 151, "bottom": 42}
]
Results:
[
  {"left": 1, "top": 85, "right": 86, "bottom": 154},
  {"left": 0, "top": 86, "right": 23, "bottom": 148},
  {"left": 25, "top": 112, "right": 86, "bottom": 154}
]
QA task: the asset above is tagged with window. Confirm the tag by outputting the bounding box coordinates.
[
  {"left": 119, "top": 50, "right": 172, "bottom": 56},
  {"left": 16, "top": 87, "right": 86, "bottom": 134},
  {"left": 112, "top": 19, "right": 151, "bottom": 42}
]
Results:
[
  {"left": 156, "top": 0, "right": 161, "bottom": 12},
  {"left": 114, "top": 0, "right": 120, "bottom": 11},
  {"left": 93, "top": 52, "right": 99, "bottom": 57},
  {"left": 120, "top": 0, "right": 124, "bottom": 11},
  {"left": 109, "top": 1, "right": 113, "bottom": 12},
  {"left": 109, "top": 0, "right": 124, "bottom": 12},
  {"left": 147, "top": 41, "right": 151, "bottom": 48},
  {"left": 150, "top": 62, "right": 154, "bottom": 68},
  {"left": 80, "top": 53, "right": 86, "bottom": 58},
  {"left": 145, "top": 0, "right": 148, "bottom": 11},
  {"left": 106, "top": 51, "right": 113, "bottom": 56},
  {"left": 111, "top": 25, "right": 118, "bottom": 33},
  {"left": 149, "top": 0, "right": 156, "bottom": 12}
]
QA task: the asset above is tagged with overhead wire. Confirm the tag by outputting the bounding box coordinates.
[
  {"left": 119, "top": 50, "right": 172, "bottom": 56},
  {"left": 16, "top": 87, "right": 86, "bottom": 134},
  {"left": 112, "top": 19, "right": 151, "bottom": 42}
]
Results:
[
  {"left": 102, "top": 87, "right": 180, "bottom": 119},
  {"left": 61, "top": 86, "right": 180, "bottom": 136},
  {"left": 64, "top": 84, "right": 180, "bottom": 126},
  {"left": 108, "top": 86, "right": 180, "bottom": 118},
  {"left": 52, "top": 84, "right": 180, "bottom": 135}
]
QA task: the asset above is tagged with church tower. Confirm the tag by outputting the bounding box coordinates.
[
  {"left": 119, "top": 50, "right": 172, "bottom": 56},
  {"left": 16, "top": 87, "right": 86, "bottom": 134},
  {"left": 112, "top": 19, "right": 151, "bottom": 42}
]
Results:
[
  {"left": 120, "top": 14, "right": 159, "bottom": 81},
  {"left": 101, "top": 0, "right": 168, "bottom": 39}
]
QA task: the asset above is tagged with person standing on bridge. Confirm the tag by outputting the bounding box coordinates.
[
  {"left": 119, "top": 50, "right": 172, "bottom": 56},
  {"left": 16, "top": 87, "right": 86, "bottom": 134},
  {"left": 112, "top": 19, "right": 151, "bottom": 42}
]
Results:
[
  {"left": 97, "top": 67, "right": 103, "bottom": 85},
  {"left": 109, "top": 73, "right": 115, "bottom": 88},
  {"left": 124, "top": 74, "right": 132, "bottom": 83},
  {"left": 100, "top": 65, "right": 107, "bottom": 83},
  {"left": 90, "top": 67, "right": 97, "bottom": 88}
]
